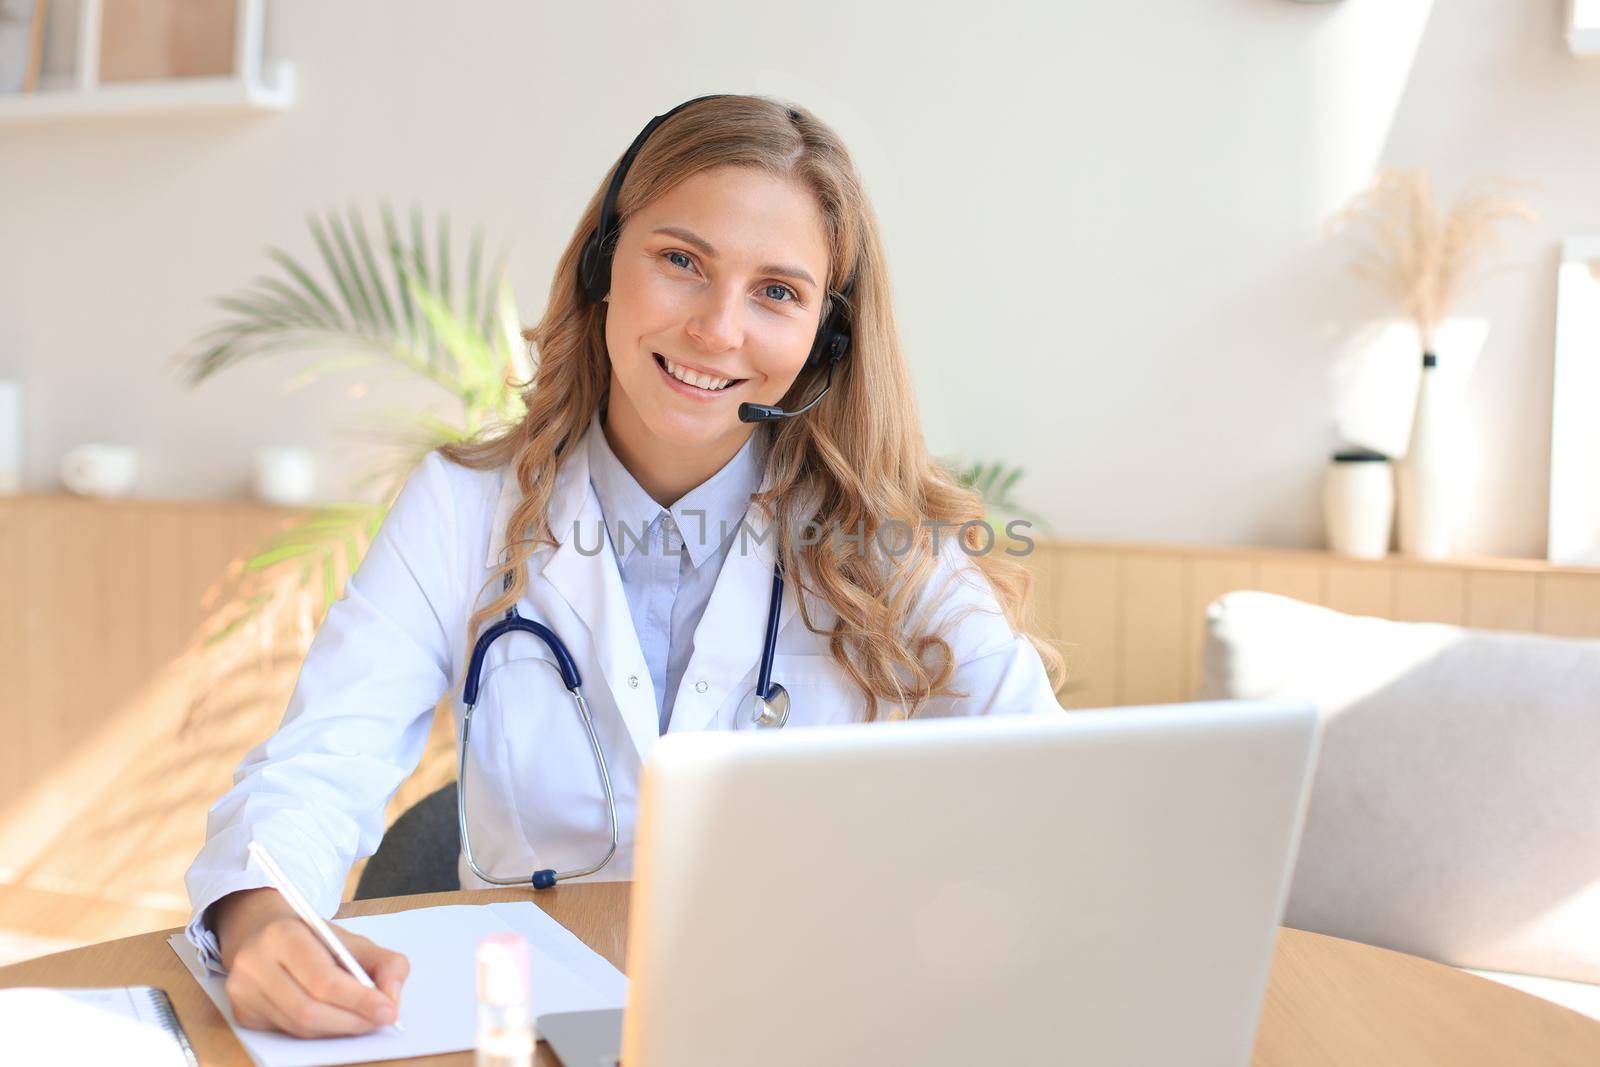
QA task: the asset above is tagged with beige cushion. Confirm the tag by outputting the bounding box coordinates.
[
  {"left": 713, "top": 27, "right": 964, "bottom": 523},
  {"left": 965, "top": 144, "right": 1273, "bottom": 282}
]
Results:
[{"left": 1197, "top": 591, "right": 1600, "bottom": 985}]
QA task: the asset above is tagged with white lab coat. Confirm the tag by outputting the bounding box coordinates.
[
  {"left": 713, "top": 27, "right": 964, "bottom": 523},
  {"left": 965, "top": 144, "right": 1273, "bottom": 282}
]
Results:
[{"left": 184, "top": 437, "right": 1062, "bottom": 968}]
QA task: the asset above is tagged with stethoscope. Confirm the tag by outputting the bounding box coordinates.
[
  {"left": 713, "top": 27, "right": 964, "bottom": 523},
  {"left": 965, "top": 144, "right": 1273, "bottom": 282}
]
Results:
[{"left": 455, "top": 557, "right": 790, "bottom": 889}]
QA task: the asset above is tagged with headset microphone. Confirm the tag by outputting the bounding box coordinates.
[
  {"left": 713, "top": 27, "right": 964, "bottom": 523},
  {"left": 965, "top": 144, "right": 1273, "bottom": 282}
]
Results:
[
  {"left": 737, "top": 369, "right": 830, "bottom": 421},
  {"left": 736, "top": 274, "right": 855, "bottom": 424},
  {"left": 737, "top": 292, "right": 854, "bottom": 423}
]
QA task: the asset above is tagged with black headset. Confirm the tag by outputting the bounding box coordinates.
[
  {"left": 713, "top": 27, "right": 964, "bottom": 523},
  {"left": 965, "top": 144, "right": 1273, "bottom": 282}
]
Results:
[{"left": 576, "top": 94, "right": 856, "bottom": 424}]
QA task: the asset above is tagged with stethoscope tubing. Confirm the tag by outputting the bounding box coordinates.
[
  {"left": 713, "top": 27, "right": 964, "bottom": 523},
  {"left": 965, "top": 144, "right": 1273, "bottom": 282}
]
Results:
[
  {"left": 458, "top": 558, "right": 785, "bottom": 889},
  {"left": 754, "top": 563, "right": 784, "bottom": 702},
  {"left": 458, "top": 680, "right": 618, "bottom": 888}
]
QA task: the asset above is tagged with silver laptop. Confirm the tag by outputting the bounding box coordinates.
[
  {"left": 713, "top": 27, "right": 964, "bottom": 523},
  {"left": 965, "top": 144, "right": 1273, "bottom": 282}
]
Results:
[{"left": 540, "top": 699, "right": 1321, "bottom": 1067}]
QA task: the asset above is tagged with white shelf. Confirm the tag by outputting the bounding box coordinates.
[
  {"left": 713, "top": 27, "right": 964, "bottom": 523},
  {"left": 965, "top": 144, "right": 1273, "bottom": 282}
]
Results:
[{"left": 0, "top": 60, "right": 294, "bottom": 125}]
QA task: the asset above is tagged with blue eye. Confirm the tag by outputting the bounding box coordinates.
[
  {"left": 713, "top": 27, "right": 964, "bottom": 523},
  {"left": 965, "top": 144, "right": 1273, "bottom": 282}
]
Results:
[{"left": 661, "top": 251, "right": 800, "bottom": 307}]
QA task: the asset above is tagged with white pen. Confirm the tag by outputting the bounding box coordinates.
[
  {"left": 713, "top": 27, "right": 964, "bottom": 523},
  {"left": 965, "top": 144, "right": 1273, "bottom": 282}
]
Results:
[{"left": 246, "top": 840, "right": 405, "bottom": 1033}]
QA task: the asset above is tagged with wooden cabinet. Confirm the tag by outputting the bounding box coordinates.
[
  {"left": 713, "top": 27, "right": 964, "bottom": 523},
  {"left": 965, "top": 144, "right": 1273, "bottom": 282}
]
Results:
[{"left": 1, "top": 495, "right": 1596, "bottom": 956}]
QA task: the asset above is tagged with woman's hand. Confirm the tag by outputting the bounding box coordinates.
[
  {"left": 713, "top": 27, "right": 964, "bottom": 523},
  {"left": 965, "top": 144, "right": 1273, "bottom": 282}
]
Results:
[{"left": 210, "top": 887, "right": 409, "bottom": 1038}]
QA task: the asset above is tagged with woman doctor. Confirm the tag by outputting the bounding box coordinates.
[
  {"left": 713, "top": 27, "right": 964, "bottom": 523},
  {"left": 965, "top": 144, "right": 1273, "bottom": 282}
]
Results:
[{"left": 184, "top": 94, "right": 1066, "bottom": 1038}]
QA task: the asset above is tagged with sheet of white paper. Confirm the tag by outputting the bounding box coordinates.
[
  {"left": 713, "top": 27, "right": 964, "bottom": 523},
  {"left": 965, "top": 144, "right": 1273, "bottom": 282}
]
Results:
[
  {"left": 0, "top": 987, "right": 194, "bottom": 1066},
  {"left": 487, "top": 902, "right": 630, "bottom": 1006},
  {"left": 166, "top": 902, "right": 627, "bottom": 1067}
]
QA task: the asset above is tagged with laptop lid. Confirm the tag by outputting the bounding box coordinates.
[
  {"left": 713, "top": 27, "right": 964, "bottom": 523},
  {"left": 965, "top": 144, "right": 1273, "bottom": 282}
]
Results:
[{"left": 619, "top": 699, "right": 1320, "bottom": 1067}]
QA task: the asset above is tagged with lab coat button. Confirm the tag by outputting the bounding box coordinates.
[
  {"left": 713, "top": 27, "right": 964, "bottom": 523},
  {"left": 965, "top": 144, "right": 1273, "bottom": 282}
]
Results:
[
  {"left": 628, "top": 675, "right": 640, "bottom": 688},
  {"left": 695, "top": 680, "right": 709, "bottom": 694}
]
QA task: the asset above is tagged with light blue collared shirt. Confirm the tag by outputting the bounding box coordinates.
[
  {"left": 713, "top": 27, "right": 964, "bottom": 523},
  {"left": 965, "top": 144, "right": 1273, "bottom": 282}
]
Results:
[{"left": 585, "top": 406, "right": 767, "bottom": 732}]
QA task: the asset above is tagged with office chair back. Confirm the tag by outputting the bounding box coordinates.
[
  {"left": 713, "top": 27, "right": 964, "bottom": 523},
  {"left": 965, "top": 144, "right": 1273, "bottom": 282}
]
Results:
[{"left": 353, "top": 781, "right": 462, "bottom": 900}]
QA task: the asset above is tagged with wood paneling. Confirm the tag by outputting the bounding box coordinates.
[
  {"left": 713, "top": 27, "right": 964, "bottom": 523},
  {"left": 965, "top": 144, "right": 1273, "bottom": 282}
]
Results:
[
  {"left": 0, "top": 501, "right": 23, "bottom": 804},
  {"left": 1015, "top": 541, "right": 1066, "bottom": 683},
  {"left": 1539, "top": 573, "right": 1600, "bottom": 637},
  {"left": 1393, "top": 566, "right": 1468, "bottom": 625},
  {"left": 0, "top": 495, "right": 308, "bottom": 954},
  {"left": 1253, "top": 559, "right": 1326, "bottom": 605},
  {"left": 1118, "top": 553, "right": 1188, "bottom": 707},
  {"left": 1325, "top": 562, "right": 1393, "bottom": 617},
  {"left": 1465, "top": 572, "right": 1540, "bottom": 633},
  {"left": 3, "top": 494, "right": 1600, "bottom": 963},
  {"left": 1056, "top": 548, "right": 1121, "bottom": 709}
]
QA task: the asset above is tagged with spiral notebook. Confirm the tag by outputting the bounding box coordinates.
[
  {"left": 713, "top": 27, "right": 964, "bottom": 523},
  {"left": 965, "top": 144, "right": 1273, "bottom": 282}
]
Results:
[{"left": 0, "top": 985, "right": 198, "bottom": 1066}]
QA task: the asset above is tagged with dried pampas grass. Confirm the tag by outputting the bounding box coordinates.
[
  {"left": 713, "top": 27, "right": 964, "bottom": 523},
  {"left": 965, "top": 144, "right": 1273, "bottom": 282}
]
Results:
[{"left": 1330, "top": 170, "right": 1538, "bottom": 352}]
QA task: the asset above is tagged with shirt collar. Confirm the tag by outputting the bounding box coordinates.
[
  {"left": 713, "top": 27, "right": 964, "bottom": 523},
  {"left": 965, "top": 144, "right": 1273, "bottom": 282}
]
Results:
[{"left": 585, "top": 406, "right": 767, "bottom": 569}]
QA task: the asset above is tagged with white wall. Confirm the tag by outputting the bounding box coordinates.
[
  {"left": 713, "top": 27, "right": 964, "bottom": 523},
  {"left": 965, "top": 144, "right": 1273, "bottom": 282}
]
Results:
[{"left": 3, "top": 0, "right": 1597, "bottom": 558}]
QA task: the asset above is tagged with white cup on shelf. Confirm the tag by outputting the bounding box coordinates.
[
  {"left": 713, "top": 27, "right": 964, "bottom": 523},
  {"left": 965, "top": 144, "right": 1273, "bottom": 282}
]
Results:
[
  {"left": 60, "top": 443, "right": 140, "bottom": 498},
  {"left": 253, "top": 446, "right": 316, "bottom": 506}
]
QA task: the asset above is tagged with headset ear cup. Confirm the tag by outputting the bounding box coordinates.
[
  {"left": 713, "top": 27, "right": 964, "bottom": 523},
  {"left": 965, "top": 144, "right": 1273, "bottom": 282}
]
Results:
[
  {"left": 830, "top": 329, "right": 850, "bottom": 366},
  {"left": 804, "top": 329, "right": 827, "bottom": 370},
  {"left": 805, "top": 292, "right": 852, "bottom": 370},
  {"left": 578, "top": 96, "right": 733, "bottom": 307},
  {"left": 802, "top": 327, "right": 848, "bottom": 372},
  {"left": 805, "top": 295, "right": 834, "bottom": 369}
]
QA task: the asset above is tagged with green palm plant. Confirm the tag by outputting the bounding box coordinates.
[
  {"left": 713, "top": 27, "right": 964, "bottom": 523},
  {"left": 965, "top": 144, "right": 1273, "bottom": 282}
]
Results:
[
  {"left": 185, "top": 204, "right": 531, "bottom": 644},
  {"left": 944, "top": 459, "right": 1050, "bottom": 540}
]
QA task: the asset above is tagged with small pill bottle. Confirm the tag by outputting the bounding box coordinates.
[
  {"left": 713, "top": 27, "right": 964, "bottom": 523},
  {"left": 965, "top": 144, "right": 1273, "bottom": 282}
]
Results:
[{"left": 476, "top": 932, "right": 534, "bottom": 1067}]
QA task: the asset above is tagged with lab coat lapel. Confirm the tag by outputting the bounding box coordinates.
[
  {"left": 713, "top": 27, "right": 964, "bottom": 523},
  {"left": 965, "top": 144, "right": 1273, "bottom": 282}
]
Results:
[
  {"left": 670, "top": 495, "right": 802, "bottom": 734},
  {"left": 485, "top": 445, "right": 661, "bottom": 764}
]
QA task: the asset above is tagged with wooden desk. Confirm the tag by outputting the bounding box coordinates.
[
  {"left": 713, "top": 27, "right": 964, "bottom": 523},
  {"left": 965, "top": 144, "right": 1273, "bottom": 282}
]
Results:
[{"left": 3, "top": 884, "right": 1598, "bottom": 1066}]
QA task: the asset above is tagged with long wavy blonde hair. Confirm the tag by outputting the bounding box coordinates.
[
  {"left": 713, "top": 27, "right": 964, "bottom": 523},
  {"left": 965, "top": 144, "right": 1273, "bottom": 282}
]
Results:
[{"left": 441, "top": 94, "right": 1064, "bottom": 720}]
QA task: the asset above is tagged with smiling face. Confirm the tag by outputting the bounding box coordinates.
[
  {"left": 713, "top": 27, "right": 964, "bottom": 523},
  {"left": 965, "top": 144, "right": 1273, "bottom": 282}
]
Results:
[{"left": 601, "top": 165, "right": 832, "bottom": 465}]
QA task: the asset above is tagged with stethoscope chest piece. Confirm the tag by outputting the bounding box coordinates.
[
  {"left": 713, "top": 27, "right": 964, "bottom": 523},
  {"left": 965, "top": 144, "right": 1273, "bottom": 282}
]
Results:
[{"left": 742, "top": 682, "right": 791, "bottom": 729}]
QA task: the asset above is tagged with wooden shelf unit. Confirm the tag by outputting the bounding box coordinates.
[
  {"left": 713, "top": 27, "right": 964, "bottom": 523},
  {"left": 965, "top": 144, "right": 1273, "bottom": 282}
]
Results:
[
  {"left": 0, "top": 0, "right": 294, "bottom": 126},
  {"left": 0, "top": 61, "right": 294, "bottom": 124}
]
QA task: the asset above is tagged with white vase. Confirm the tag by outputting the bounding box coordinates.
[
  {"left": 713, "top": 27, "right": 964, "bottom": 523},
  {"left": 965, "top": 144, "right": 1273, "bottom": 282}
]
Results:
[
  {"left": 1396, "top": 352, "right": 1460, "bottom": 559},
  {"left": 1324, "top": 450, "right": 1393, "bottom": 559}
]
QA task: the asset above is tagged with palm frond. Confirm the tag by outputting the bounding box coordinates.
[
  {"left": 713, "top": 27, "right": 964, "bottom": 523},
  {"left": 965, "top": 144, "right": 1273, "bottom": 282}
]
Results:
[
  {"left": 266, "top": 247, "right": 343, "bottom": 325},
  {"left": 482, "top": 242, "right": 514, "bottom": 343},
  {"left": 436, "top": 213, "right": 452, "bottom": 316},
  {"left": 409, "top": 207, "right": 436, "bottom": 367},
  {"left": 306, "top": 211, "right": 371, "bottom": 335},
  {"left": 493, "top": 268, "right": 536, "bottom": 386},
  {"left": 944, "top": 457, "right": 1051, "bottom": 534},
  {"left": 380, "top": 201, "right": 420, "bottom": 351},
  {"left": 184, "top": 202, "right": 530, "bottom": 657},
  {"left": 347, "top": 204, "right": 399, "bottom": 336},
  {"left": 284, "top": 353, "right": 385, "bottom": 391},
  {"left": 464, "top": 225, "right": 485, "bottom": 339}
]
